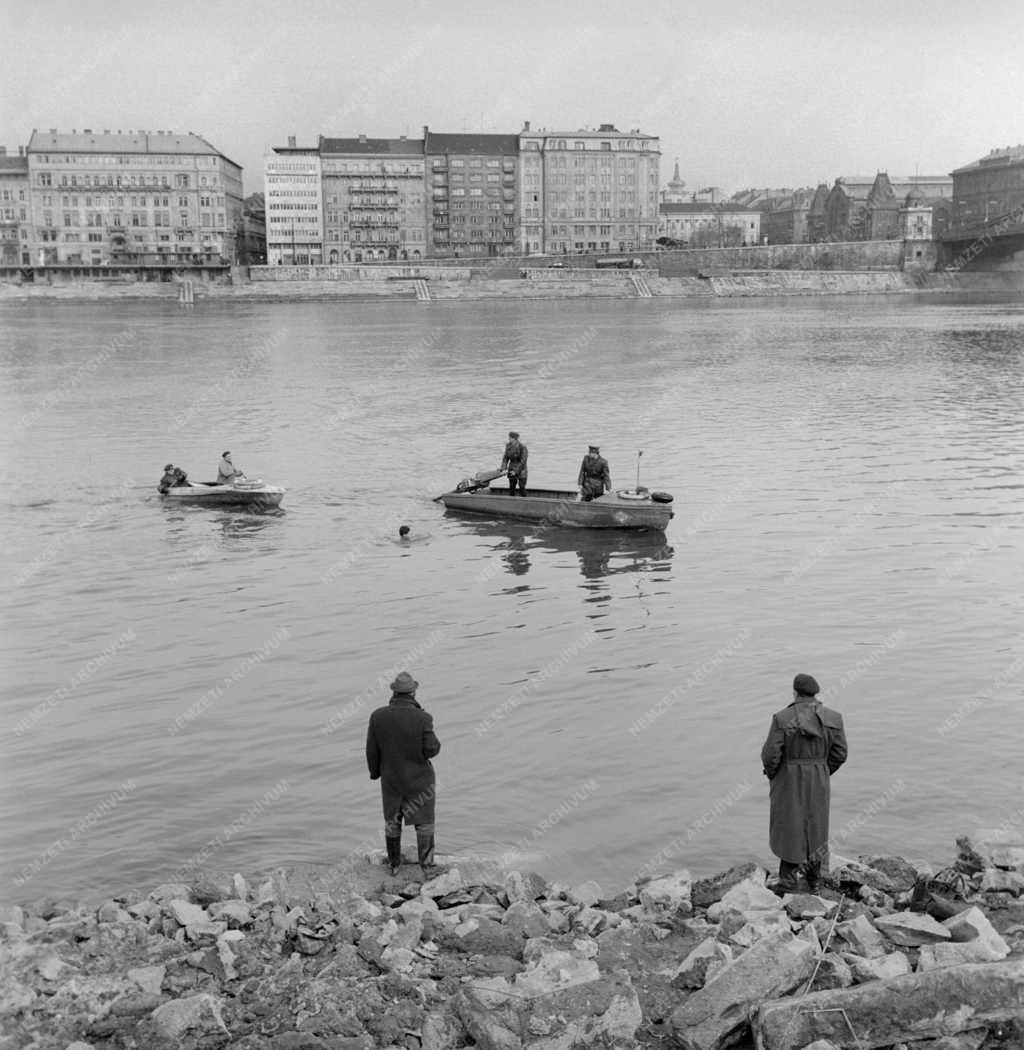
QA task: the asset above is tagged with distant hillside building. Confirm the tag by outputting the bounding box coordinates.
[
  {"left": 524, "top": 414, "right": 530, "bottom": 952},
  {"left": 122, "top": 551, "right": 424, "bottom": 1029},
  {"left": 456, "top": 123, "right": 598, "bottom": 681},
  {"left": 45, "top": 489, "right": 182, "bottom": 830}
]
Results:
[
  {"left": 424, "top": 129, "right": 518, "bottom": 258},
  {"left": 320, "top": 134, "right": 426, "bottom": 262},
  {"left": 950, "top": 145, "right": 1024, "bottom": 237},
  {"left": 658, "top": 202, "right": 761, "bottom": 247},
  {"left": 0, "top": 147, "right": 29, "bottom": 265},
  {"left": 25, "top": 128, "right": 243, "bottom": 266},
  {"left": 761, "top": 187, "right": 815, "bottom": 245},
  {"left": 518, "top": 122, "right": 660, "bottom": 255},
  {"left": 264, "top": 139, "right": 323, "bottom": 265},
  {"left": 824, "top": 173, "right": 952, "bottom": 242}
]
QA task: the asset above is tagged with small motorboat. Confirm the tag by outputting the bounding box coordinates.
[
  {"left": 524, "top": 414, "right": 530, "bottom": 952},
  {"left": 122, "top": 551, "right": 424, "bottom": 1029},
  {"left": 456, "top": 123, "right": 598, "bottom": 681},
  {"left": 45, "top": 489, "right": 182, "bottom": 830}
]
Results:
[
  {"left": 437, "top": 471, "right": 673, "bottom": 531},
  {"left": 160, "top": 477, "right": 285, "bottom": 508}
]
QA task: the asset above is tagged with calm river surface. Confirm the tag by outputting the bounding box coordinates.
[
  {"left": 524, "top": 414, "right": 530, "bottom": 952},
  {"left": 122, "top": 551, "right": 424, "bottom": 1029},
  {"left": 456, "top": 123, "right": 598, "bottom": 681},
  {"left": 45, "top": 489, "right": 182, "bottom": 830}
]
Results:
[{"left": 1, "top": 293, "right": 1022, "bottom": 905}]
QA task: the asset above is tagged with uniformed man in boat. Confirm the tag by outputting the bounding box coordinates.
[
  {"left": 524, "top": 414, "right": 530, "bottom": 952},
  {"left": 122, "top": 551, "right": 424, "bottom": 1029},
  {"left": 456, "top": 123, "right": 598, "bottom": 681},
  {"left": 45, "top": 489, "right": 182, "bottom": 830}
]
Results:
[
  {"left": 217, "top": 451, "right": 244, "bottom": 485},
  {"left": 500, "top": 431, "right": 528, "bottom": 496},
  {"left": 578, "top": 444, "right": 611, "bottom": 501}
]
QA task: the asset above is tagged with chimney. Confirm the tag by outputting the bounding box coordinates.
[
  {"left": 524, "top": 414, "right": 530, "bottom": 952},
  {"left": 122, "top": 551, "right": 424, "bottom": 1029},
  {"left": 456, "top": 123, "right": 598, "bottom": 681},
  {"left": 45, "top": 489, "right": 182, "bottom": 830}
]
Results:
[
  {"left": 523, "top": 121, "right": 531, "bottom": 132},
  {"left": 19, "top": 146, "right": 25, "bottom": 156},
  {"left": 84, "top": 128, "right": 92, "bottom": 134},
  {"left": 423, "top": 125, "right": 429, "bottom": 139},
  {"left": 358, "top": 133, "right": 366, "bottom": 143},
  {"left": 287, "top": 135, "right": 296, "bottom": 148}
]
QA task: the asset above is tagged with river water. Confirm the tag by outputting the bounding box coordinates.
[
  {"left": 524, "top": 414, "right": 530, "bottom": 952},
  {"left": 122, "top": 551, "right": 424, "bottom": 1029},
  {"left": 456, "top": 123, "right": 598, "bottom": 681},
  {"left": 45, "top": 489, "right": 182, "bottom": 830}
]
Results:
[{"left": 1, "top": 292, "right": 1022, "bottom": 905}]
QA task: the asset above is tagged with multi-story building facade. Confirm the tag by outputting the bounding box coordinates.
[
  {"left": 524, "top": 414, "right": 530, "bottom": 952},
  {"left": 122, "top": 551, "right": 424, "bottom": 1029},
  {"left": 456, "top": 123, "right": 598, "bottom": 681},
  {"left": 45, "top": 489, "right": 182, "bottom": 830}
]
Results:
[
  {"left": 657, "top": 202, "right": 761, "bottom": 247},
  {"left": 823, "top": 173, "right": 951, "bottom": 242},
  {"left": 519, "top": 123, "right": 660, "bottom": 255},
  {"left": 760, "top": 188, "right": 814, "bottom": 245},
  {"left": 25, "top": 129, "right": 242, "bottom": 266},
  {"left": 950, "top": 145, "right": 1024, "bottom": 237},
  {"left": 264, "top": 141, "right": 323, "bottom": 265},
  {"left": 320, "top": 135, "right": 426, "bottom": 262},
  {"left": 0, "top": 147, "right": 30, "bottom": 265},
  {"left": 805, "top": 184, "right": 829, "bottom": 243},
  {"left": 425, "top": 129, "right": 518, "bottom": 258},
  {"left": 238, "top": 192, "right": 266, "bottom": 265}
]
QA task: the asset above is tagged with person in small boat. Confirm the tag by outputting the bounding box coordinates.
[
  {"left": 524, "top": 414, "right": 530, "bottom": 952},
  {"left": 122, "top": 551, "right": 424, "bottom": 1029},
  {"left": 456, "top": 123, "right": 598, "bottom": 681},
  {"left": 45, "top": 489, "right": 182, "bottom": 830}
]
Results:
[
  {"left": 172, "top": 466, "right": 189, "bottom": 487},
  {"left": 158, "top": 464, "right": 177, "bottom": 494},
  {"left": 578, "top": 444, "right": 611, "bottom": 501},
  {"left": 366, "top": 671, "right": 441, "bottom": 877},
  {"left": 217, "top": 451, "right": 243, "bottom": 485},
  {"left": 500, "top": 430, "right": 528, "bottom": 496}
]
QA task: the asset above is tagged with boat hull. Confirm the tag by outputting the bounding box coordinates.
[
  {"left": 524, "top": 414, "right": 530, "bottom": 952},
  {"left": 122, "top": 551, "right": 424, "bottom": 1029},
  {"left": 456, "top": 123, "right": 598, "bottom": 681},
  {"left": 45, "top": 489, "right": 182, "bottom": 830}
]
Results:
[
  {"left": 161, "top": 483, "right": 284, "bottom": 508},
  {"left": 439, "top": 487, "right": 672, "bottom": 530}
]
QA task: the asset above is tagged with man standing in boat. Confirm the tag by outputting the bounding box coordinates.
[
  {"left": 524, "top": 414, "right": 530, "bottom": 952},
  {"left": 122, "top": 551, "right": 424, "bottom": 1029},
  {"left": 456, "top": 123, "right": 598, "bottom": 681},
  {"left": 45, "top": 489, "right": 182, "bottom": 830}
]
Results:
[
  {"left": 217, "top": 451, "right": 243, "bottom": 485},
  {"left": 500, "top": 430, "right": 528, "bottom": 496},
  {"left": 578, "top": 444, "right": 611, "bottom": 501},
  {"left": 366, "top": 671, "right": 441, "bottom": 877}
]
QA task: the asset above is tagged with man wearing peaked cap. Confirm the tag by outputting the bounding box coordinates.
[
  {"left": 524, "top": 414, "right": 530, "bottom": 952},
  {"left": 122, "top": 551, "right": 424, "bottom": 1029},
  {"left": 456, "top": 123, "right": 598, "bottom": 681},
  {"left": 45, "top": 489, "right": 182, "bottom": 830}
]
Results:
[
  {"left": 578, "top": 444, "right": 611, "bottom": 501},
  {"left": 366, "top": 670, "right": 441, "bottom": 877},
  {"left": 500, "top": 430, "right": 528, "bottom": 496},
  {"left": 761, "top": 673, "right": 848, "bottom": 894}
]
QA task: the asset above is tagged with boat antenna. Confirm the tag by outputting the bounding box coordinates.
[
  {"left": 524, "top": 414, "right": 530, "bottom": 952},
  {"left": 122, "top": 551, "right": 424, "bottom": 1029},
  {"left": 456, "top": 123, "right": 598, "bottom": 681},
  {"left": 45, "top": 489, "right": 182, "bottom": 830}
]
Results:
[{"left": 636, "top": 450, "right": 643, "bottom": 490}]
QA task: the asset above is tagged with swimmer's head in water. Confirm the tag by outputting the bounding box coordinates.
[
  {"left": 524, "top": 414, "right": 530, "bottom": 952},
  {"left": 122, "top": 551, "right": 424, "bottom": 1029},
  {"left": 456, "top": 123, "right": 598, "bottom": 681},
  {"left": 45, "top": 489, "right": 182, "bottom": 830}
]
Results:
[{"left": 399, "top": 525, "right": 411, "bottom": 537}]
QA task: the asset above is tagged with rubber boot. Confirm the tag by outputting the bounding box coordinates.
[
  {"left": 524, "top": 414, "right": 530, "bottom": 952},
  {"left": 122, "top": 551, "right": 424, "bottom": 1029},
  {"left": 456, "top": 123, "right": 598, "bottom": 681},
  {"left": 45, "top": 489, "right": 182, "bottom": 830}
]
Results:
[
  {"left": 416, "top": 828, "right": 436, "bottom": 877},
  {"left": 385, "top": 835, "right": 402, "bottom": 877}
]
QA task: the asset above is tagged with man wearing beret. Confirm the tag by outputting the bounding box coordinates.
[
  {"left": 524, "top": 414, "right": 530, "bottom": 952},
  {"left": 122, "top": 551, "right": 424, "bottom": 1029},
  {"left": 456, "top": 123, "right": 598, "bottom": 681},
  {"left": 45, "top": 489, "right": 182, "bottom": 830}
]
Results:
[
  {"left": 500, "top": 430, "right": 528, "bottom": 496},
  {"left": 761, "top": 673, "right": 847, "bottom": 894},
  {"left": 366, "top": 671, "right": 441, "bottom": 877}
]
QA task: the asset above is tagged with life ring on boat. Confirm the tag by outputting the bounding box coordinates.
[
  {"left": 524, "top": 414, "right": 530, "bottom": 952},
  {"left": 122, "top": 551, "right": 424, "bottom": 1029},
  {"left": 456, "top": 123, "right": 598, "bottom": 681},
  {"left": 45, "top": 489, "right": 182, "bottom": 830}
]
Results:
[
  {"left": 651, "top": 491, "right": 674, "bottom": 503},
  {"left": 616, "top": 489, "right": 649, "bottom": 500}
]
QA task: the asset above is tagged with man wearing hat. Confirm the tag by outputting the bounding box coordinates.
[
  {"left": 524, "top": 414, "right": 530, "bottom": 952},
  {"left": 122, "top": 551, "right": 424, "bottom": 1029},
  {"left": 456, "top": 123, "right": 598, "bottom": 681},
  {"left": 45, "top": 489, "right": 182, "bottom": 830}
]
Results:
[
  {"left": 366, "top": 671, "right": 441, "bottom": 877},
  {"left": 217, "top": 451, "right": 243, "bottom": 485},
  {"left": 500, "top": 430, "right": 528, "bottom": 496},
  {"left": 761, "top": 674, "right": 847, "bottom": 894},
  {"left": 577, "top": 445, "right": 611, "bottom": 501},
  {"left": 158, "top": 464, "right": 178, "bottom": 494}
]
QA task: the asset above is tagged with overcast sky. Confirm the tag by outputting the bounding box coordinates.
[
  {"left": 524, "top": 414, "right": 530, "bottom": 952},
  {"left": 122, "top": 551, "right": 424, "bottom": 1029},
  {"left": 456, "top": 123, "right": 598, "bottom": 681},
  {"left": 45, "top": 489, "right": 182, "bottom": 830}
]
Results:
[{"left": 3, "top": 0, "right": 1021, "bottom": 196}]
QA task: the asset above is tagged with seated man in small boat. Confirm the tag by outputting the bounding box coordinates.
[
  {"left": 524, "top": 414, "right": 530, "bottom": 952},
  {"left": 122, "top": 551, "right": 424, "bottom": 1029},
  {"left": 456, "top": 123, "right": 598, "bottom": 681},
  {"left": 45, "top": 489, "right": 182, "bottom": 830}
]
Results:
[
  {"left": 217, "top": 451, "right": 243, "bottom": 485},
  {"left": 172, "top": 466, "right": 190, "bottom": 487},
  {"left": 158, "top": 464, "right": 178, "bottom": 494},
  {"left": 500, "top": 430, "right": 528, "bottom": 496},
  {"left": 578, "top": 444, "right": 611, "bottom": 501}
]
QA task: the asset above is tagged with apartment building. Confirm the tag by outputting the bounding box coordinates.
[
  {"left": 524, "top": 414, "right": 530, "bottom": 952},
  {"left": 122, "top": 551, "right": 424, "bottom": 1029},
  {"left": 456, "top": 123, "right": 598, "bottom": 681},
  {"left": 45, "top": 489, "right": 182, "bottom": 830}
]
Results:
[
  {"left": 320, "top": 135, "right": 426, "bottom": 262},
  {"left": 519, "top": 122, "right": 660, "bottom": 255},
  {"left": 264, "top": 140, "right": 323, "bottom": 265},
  {"left": 424, "top": 129, "right": 518, "bottom": 258},
  {"left": 25, "top": 129, "right": 242, "bottom": 266},
  {"left": 0, "top": 147, "right": 29, "bottom": 265}
]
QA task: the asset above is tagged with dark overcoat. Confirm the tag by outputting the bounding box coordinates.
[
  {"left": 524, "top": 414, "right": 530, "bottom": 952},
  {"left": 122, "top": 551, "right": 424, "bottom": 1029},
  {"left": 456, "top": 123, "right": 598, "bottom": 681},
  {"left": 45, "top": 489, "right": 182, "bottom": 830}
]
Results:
[
  {"left": 366, "top": 694, "right": 440, "bottom": 824},
  {"left": 761, "top": 698, "right": 847, "bottom": 863}
]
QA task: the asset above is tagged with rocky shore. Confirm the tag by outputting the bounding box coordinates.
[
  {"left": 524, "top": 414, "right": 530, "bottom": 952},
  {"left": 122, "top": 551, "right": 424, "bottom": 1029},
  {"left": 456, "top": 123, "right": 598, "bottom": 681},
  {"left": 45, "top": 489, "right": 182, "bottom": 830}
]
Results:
[{"left": 2, "top": 832, "right": 1023, "bottom": 1050}]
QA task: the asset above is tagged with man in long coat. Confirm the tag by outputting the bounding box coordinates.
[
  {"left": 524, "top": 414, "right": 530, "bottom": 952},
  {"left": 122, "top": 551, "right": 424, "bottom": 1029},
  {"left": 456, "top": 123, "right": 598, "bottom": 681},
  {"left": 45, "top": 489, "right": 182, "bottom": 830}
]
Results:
[
  {"left": 761, "top": 673, "right": 847, "bottom": 893},
  {"left": 366, "top": 671, "right": 441, "bottom": 876}
]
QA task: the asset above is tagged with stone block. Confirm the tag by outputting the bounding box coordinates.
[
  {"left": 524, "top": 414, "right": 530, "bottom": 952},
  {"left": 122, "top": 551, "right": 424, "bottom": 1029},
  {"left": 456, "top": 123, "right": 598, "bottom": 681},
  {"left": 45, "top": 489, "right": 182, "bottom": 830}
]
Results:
[
  {"left": 753, "top": 959, "right": 1024, "bottom": 1049},
  {"left": 567, "top": 880, "right": 603, "bottom": 908},
  {"left": 917, "top": 940, "right": 1008, "bottom": 970},
  {"left": 670, "top": 928, "right": 817, "bottom": 1050},
  {"left": 834, "top": 914, "right": 887, "bottom": 958},
  {"left": 168, "top": 900, "right": 208, "bottom": 927},
  {"left": 421, "top": 868, "right": 465, "bottom": 898},
  {"left": 669, "top": 937, "right": 733, "bottom": 990},
  {"left": 503, "top": 901, "right": 551, "bottom": 940},
  {"left": 979, "top": 868, "right": 1024, "bottom": 894},
  {"left": 857, "top": 855, "right": 919, "bottom": 892},
  {"left": 691, "top": 862, "right": 766, "bottom": 907},
  {"left": 208, "top": 900, "right": 253, "bottom": 928},
  {"left": 942, "top": 905, "right": 1010, "bottom": 957},
  {"left": 843, "top": 950, "right": 912, "bottom": 982},
  {"left": 150, "top": 993, "right": 228, "bottom": 1041},
  {"left": 873, "top": 911, "right": 951, "bottom": 947},
  {"left": 505, "top": 870, "right": 548, "bottom": 904},
  {"left": 805, "top": 953, "right": 854, "bottom": 991},
  {"left": 706, "top": 877, "right": 782, "bottom": 922},
  {"left": 783, "top": 894, "right": 838, "bottom": 920},
  {"left": 127, "top": 964, "right": 166, "bottom": 995}
]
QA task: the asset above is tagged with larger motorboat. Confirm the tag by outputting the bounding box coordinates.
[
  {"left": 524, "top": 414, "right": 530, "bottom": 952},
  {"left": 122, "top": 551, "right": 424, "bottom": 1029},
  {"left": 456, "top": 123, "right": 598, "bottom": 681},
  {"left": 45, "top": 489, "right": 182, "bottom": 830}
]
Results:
[{"left": 437, "top": 472, "right": 672, "bottom": 531}]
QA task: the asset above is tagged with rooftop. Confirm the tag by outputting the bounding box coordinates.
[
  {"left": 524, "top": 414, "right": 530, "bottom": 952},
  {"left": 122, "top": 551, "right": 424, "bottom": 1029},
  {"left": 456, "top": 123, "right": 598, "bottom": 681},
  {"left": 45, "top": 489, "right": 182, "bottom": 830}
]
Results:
[
  {"left": 424, "top": 132, "right": 519, "bottom": 155},
  {"left": 27, "top": 129, "right": 240, "bottom": 169},
  {"left": 952, "top": 145, "right": 1024, "bottom": 175},
  {"left": 659, "top": 202, "right": 761, "bottom": 215},
  {"left": 320, "top": 137, "right": 424, "bottom": 155},
  {"left": 0, "top": 155, "right": 29, "bottom": 174}
]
